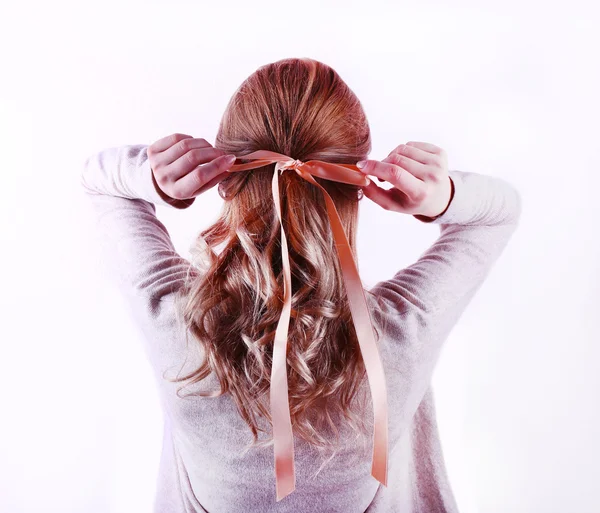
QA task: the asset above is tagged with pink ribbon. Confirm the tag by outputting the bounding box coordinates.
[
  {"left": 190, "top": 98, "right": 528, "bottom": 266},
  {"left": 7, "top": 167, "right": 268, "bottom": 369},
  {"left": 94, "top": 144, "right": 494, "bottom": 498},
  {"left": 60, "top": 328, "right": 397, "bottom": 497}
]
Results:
[{"left": 227, "top": 150, "right": 389, "bottom": 501}]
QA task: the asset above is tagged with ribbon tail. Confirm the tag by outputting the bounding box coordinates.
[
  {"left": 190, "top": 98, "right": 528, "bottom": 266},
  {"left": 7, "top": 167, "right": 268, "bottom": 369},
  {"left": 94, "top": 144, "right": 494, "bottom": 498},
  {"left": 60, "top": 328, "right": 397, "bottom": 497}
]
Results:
[
  {"left": 270, "top": 164, "right": 296, "bottom": 501},
  {"left": 298, "top": 170, "right": 389, "bottom": 487}
]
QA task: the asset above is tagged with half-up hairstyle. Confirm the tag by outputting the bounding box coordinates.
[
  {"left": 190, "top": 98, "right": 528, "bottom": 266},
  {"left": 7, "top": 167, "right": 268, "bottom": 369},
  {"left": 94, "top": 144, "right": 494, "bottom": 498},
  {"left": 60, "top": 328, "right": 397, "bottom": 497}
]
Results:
[{"left": 169, "top": 57, "right": 386, "bottom": 465}]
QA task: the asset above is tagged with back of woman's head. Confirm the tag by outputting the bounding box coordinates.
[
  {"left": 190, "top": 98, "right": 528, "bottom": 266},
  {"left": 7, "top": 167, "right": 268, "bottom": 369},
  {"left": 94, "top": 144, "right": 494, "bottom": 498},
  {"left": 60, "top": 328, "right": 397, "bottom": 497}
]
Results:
[{"left": 171, "top": 57, "right": 382, "bottom": 461}]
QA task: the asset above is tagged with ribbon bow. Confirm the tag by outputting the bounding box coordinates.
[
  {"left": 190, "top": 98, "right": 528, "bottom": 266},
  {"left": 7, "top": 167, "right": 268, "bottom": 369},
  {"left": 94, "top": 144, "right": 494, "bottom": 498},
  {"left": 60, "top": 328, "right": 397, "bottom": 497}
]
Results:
[{"left": 227, "top": 150, "right": 389, "bottom": 501}]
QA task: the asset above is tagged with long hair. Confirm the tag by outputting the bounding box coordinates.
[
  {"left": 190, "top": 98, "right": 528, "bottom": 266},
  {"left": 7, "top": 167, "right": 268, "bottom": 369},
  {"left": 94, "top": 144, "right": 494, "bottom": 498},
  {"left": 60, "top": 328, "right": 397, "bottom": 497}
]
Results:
[{"left": 169, "top": 57, "right": 387, "bottom": 464}]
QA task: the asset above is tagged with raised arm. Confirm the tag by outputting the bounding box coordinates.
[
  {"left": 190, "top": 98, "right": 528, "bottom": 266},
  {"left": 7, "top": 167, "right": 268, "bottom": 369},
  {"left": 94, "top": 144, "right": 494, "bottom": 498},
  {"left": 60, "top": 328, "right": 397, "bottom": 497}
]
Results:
[
  {"left": 370, "top": 168, "right": 522, "bottom": 320},
  {"left": 367, "top": 167, "right": 522, "bottom": 432},
  {"left": 80, "top": 144, "right": 196, "bottom": 303},
  {"left": 356, "top": 139, "right": 522, "bottom": 435}
]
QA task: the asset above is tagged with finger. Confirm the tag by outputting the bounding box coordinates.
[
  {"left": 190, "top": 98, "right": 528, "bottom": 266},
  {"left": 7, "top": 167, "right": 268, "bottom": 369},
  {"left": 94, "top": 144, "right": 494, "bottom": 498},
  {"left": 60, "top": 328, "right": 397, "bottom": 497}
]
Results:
[
  {"left": 381, "top": 152, "right": 430, "bottom": 181},
  {"left": 361, "top": 180, "right": 410, "bottom": 212},
  {"left": 405, "top": 141, "right": 444, "bottom": 155},
  {"left": 166, "top": 145, "right": 226, "bottom": 182},
  {"left": 358, "top": 159, "right": 426, "bottom": 200},
  {"left": 162, "top": 137, "right": 216, "bottom": 166},
  {"left": 386, "top": 143, "right": 438, "bottom": 165},
  {"left": 170, "top": 154, "right": 236, "bottom": 199},
  {"left": 148, "top": 133, "right": 194, "bottom": 154},
  {"left": 190, "top": 170, "right": 229, "bottom": 197}
]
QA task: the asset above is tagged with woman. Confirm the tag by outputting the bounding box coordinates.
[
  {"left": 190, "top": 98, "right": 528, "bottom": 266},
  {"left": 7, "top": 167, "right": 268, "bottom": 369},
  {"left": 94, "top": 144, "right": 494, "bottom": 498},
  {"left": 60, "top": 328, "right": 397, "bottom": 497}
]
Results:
[{"left": 81, "top": 57, "right": 521, "bottom": 512}]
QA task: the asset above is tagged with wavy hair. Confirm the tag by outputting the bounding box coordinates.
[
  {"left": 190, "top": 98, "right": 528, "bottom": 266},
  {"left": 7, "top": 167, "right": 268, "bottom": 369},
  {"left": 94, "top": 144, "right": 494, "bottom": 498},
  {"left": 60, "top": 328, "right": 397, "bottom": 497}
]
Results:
[{"left": 169, "top": 57, "right": 387, "bottom": 465}]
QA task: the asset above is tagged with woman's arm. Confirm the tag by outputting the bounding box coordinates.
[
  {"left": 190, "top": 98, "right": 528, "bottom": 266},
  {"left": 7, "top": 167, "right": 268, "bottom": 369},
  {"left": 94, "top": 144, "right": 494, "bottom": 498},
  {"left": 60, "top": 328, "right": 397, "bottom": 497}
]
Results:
[
  {"left": 371, "top": 168, "right": 522, "bottom": 317},
  {"left": 80, "top": 144, "right": 196, "bottom": 302},
  {"left": 369, "top": 168, "right": 522, "bottom": 428}
]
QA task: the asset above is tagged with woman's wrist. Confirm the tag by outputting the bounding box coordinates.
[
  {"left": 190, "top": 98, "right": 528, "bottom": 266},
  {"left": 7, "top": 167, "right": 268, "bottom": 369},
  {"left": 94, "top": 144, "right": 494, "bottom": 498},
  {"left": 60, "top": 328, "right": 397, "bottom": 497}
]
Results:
[
  {"left": 151, "top": 167, "right": 196, "bottom": 209},
  {"left": 413, "top": 176, "right": 455, "bottom": 222}
]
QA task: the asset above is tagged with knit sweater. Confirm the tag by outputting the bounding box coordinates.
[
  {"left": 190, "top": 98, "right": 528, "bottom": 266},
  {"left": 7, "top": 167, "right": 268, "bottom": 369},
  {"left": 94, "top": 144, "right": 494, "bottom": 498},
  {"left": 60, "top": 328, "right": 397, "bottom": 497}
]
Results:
[{"left": 80, "top": 144, "right": 522, "bottom": 513}]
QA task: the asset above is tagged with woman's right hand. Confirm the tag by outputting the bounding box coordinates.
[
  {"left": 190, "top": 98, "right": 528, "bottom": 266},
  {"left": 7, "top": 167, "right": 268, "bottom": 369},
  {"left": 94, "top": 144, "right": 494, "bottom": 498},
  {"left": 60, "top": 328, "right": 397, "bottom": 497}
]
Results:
[{"left": 356, "top": 141, "right": 453, "bottom": 219}]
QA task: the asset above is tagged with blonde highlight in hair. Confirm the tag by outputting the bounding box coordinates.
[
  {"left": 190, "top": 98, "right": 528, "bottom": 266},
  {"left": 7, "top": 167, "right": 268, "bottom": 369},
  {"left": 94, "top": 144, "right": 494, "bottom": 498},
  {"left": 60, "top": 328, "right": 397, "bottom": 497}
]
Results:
[{"left": 168, "top": 57, "right": 387, "bottom": 468}]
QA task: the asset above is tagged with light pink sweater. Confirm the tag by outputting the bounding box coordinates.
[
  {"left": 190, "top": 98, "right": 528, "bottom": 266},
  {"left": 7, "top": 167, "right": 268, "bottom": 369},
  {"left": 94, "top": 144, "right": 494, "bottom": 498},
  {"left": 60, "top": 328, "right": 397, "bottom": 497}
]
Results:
[{"left": 80, "top": 144, "right": 522, "bottom": 513}]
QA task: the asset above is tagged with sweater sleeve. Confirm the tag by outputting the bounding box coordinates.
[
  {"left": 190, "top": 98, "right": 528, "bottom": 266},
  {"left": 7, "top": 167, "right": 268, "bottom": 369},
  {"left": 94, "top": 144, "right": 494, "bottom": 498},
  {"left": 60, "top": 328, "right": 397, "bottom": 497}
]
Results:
[
  {"left": 80, "top": 144, "right": 197, "bottom": 302},
  {"left": 368, "top": 169, "right": 522, "bottom": 423},
  {"left": 370, "top": 169, "right": 522, "bottom": 317}
]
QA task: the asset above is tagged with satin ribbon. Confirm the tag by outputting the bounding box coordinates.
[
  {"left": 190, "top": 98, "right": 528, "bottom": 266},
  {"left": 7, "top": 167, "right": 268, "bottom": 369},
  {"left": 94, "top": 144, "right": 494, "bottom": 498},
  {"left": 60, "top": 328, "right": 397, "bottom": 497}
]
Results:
[{"left": 226, "top": 150, "right": 389, "bottom": 501}]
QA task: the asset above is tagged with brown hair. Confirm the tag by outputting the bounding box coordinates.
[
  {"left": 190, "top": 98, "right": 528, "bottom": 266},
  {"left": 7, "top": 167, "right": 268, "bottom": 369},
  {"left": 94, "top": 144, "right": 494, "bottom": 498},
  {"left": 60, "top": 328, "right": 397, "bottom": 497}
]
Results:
[{"left": 169, "top": 57, "right": 385, "bottom": 465}]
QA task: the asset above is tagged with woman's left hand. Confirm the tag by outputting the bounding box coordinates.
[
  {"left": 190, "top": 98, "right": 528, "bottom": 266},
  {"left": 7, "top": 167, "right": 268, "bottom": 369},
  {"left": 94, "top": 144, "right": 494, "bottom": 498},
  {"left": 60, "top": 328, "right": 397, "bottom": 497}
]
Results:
[{"left": 147, "top": 133, "right": 237, "bottom": 201}]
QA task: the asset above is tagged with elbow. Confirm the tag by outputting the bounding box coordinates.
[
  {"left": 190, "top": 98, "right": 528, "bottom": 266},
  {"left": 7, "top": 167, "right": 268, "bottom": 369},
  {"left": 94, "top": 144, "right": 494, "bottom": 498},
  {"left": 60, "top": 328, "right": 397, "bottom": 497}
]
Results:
[
  {"left": 511, "top": 186, "right": 523, "bottom": 227},
  {"left": 80, "top": 153, "right": 98, "bottom": 195},
  {"left": 498, "top": 179, "right": 523, "bottom": 228}
]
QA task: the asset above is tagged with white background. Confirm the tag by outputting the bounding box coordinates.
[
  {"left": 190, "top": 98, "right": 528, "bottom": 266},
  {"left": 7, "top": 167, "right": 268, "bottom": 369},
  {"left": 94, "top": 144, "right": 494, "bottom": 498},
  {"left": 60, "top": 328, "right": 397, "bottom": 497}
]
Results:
[{"left": 1, "top": 1, "right": 598, "bottom": 512}]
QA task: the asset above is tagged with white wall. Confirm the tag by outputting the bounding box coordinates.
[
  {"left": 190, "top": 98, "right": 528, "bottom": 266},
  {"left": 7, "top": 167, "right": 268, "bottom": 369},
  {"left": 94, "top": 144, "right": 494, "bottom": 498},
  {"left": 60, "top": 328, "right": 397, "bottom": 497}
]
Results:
[{"left": 1, "top": 1, "right": 598, "bottom": 512}]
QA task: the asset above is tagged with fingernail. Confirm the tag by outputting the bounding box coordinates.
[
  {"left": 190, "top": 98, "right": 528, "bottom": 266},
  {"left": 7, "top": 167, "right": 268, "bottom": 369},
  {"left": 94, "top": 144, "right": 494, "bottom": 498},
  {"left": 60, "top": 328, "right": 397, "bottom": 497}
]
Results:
[
  {"left": 356, "top": 160, "right": 367, "bottom": 170},
  {"left": 225, "top": 154, "right": 237, "bottom": 164}
]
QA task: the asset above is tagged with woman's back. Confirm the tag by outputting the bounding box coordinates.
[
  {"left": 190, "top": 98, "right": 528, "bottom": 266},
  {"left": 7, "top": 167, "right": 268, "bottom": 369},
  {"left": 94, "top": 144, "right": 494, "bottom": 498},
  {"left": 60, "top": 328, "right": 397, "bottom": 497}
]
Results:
[{"left": 81, "top": 142, "right": 521, "bottom": 512}]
